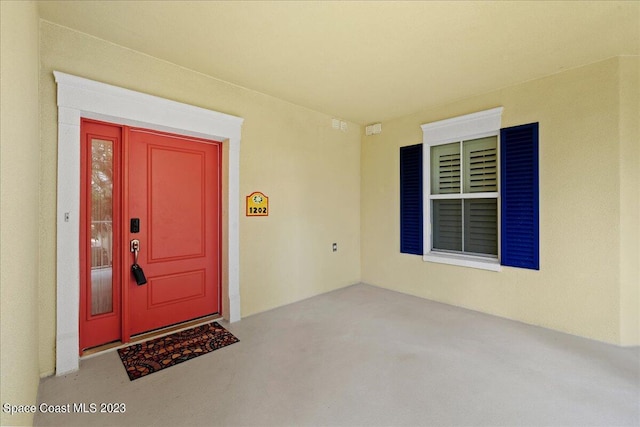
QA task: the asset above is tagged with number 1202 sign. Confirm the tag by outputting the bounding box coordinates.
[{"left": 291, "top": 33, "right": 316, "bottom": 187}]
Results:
[{"left": 246, "top": 192, "right": 269, "bottom": 216}]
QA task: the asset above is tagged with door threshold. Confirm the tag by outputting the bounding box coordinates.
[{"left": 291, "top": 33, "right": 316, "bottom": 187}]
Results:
[{"left": 81, "top": 314, "right": 223, "bottom": 359}]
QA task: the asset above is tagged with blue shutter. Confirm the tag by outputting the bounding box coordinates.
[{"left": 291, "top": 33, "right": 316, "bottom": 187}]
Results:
[
  {"left": 400, "top": 144, "right": 423, "bottom": 255},
  {"left": 500, "top": 123, "right": 539, "bottom": 269}
]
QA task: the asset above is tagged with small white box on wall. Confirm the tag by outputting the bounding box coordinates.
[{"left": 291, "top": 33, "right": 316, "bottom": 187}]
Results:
[{"left": 365, "top": 123, "right": 382, "bottom": 136}]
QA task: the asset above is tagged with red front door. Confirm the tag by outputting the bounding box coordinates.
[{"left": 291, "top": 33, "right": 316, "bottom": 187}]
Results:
[
  {"left": 79, "top": 120, "right": 222, "bottom": 350},
  {"left": 127, "top": 128, "right": 221, "bottom": 336}
]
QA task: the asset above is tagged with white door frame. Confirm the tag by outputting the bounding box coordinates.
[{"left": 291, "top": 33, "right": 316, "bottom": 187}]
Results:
[{"left": 54, "top": 71, "right": 243, "bottom": 375}]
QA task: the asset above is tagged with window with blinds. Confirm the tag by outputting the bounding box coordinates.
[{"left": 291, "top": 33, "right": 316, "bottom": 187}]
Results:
[
  {"left": 407, "top": 107, "right": 538, "bottom": 270},
  {"left": 430, "top": 136, "right": 498, "bottom": 257}
]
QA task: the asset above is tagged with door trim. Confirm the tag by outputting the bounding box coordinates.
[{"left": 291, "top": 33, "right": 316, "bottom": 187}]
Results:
[{"left": 54, "top": 71, "right": 243, "bottom": 375}]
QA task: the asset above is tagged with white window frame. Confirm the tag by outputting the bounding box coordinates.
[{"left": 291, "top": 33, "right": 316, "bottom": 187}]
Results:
[{"left": 421, "top": 107, "right": 503, "bottom": 272}]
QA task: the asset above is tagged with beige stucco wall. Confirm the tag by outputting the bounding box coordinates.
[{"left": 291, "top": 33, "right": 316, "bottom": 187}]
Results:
[
  {"left": 38, "top": 21, "right": 361, "bottom": 375},
  {"left": 0, "top": 1, "right": 42, "bottom": 426},
  {"left": 361, "top": 56, "right": 639, "bottom": 346},
  {"left": 618, "top": 56, "right": 640, "bottom": 346}
]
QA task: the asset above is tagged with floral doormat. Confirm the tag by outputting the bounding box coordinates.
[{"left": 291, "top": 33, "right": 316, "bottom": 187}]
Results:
[{"left": 117, "top": 322, "right": 239, "bottom": 380}]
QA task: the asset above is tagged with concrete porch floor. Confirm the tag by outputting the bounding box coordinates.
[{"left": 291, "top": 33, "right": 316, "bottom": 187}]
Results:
[{"left": 35, "top": 283, "right": 639, "bottom": 426}]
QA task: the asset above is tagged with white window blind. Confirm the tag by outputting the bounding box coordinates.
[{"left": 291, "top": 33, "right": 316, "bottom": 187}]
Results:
[
  {"left": 431, "top": 143, "right": 461, "bottom": 194},
  {"left": 464, "top": 137, "right": 497, "bottom": 193},
  {"left": 464, "top": 198, "right": 497, "bottom": 255},
  {"left": 433, "top": 200, "right": 462, "bottom": 251}
]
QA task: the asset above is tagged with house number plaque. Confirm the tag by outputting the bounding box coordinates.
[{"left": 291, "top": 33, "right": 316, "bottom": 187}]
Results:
[{"left": 246, "top": 192, "right": 269, "bottom": 216}]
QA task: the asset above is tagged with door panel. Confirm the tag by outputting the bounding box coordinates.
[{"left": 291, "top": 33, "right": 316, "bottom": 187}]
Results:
[
  {"left": 128, "top": 129, "right": 221, "bottom": 336},
  {"left": 149, "top": 270, "right": 206, "bottom": 307},
  {"left": 148, "top": 147, "right": 206, "bottom": 261}
]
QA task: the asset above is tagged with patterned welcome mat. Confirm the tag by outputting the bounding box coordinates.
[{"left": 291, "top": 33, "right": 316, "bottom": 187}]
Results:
[{"left": 117, "top": 321, "right": 239, "bottom": 380}]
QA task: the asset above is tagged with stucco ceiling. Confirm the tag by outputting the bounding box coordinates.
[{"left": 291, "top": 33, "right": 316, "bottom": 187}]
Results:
[{"left": 38, "top": 1, "right": 639, "bottom": 124}]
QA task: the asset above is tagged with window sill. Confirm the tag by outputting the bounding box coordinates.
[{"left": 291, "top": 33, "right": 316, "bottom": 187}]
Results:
[{"left": 423, "top": 252, "right": 501, "bottom": 272}]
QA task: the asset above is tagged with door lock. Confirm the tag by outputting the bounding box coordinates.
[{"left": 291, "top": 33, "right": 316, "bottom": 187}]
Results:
[
  {"left": 130, "top": 239, "right": 140, "bottom": 262},
  {"left": 130, "top": 239, "right": 147, "bottom": 285},
  {"left": 130, "top": 218, "right": 140, "bottom": 233}
]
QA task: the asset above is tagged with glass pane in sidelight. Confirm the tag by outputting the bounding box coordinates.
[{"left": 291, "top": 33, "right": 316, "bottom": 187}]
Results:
[{"left": 90, "top": 138, "right": 114, "bottom": 315}]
